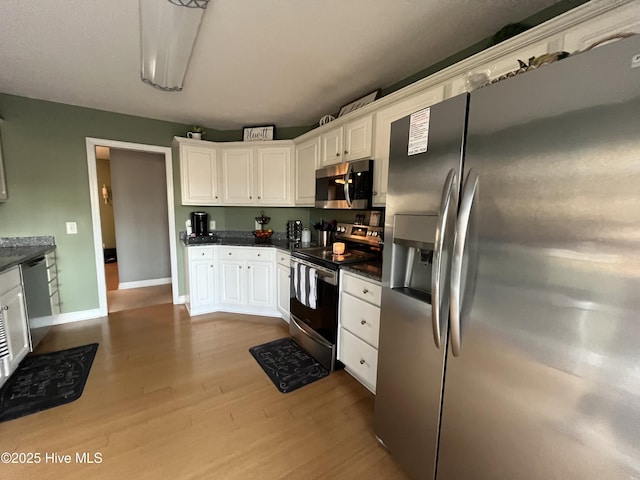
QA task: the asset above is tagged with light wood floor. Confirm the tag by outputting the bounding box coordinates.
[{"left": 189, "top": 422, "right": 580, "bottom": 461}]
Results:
[
  {"left": 105, "top": 262, "right": 173, "bottom": 313},
  {"left": 0, "top": 304, "right": 410, "bottom": 479}
]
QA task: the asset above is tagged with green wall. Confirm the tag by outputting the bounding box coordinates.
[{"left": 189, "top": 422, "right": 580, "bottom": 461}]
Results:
[{"left": 0, "top": 94, "right": 309, "bottom": 314}]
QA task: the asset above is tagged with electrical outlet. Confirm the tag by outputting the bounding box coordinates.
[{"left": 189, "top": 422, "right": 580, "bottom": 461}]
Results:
[
  {"left": 66, "top": 222, "right": 78, "bottom": 234},
  {"left": 255, "top": 220, "right": 261, "bottom": 230},
  {"left": 209, "top": 220, "right": 216, "bottom": 230}
]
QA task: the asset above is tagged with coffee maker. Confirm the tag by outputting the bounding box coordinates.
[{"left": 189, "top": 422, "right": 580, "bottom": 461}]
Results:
[{"left": 191, "top": 212, "right": 209, "bottom": 236}]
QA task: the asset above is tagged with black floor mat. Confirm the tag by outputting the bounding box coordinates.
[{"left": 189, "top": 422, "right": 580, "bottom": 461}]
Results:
[
  {"left": 249, "top": 337, "right": 328, "bottom": 393},
  {"left": 0, "top": 343, "right": 98, "bottom": 422}
]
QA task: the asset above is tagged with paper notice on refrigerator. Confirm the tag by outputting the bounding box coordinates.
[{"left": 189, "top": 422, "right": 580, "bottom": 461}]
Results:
[{"left": 408, "top": 107, "right": 430, "bottom": 156}]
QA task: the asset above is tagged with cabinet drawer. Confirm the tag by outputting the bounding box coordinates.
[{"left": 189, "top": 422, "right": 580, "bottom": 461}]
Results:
[
  {"left": 0, "top": 267, "right": 21, "bottom": 295},
  {"left": 339, "top": 328, "right": 378, "bottom": 391},
  {"left": 50, "top": 290, "right": 61, "bottom": 315},
  {"left": 340, "top": 292, "right": 380, "bottom": 348},
  {"left": 46, "top": 263, "right": 57, "bottom": 282},
  {"left": 342, "top": 273, "right": 381, "bottom": 306},
  {"left": 276, "top": 251, "right": 291, "bottom": 267},
  {"left": 219, "top": 246, "right": 274, "bottom": 261},
  {"left": 48, "top": 278, "right": 58, "bottom": 297},
  {"left": 189, "top": 247, "right": 214, "bottom": 261},
  {"left": 45, "top": 251, "right": 56, "bottom": 267}
]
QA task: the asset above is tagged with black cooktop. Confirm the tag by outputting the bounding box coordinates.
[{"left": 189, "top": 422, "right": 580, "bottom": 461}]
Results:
[{"left": 293, "top": 246, "right": 379, "bottom": 269}]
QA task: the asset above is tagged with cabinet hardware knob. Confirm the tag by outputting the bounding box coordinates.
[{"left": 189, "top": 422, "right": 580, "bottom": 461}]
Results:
[
  {"left": 344, "top": 150, "right": 348, "bottom": 155},
  {"left": 361, "top": 319, "right": 367, "bottom": 325},
  {"left": 362, "top": 288, "right": 369, "bottom": 294},
  {"left": 239, "top": 266, "right": 242, "bottom": 269},
  {"left": 215, "top": 196, "right": 218, "bottom": 199},
  {"left": 359, "top": 359, "right": 365, "bottom": 365},
  {"left": 258, "top": 196, "right": 261, "bottom": 199},
  {"left": 373, "top": 191, "right": 378, "bottom": 196},
  {"left": 228, "top": 252, "right": 232, "bottom": 255},
  {"left": 257, "top": 254, "right": 261, "bottom": 257},
  {"left": 210, "top": 265, "right": 213, "bottom": 268},
  {"left": 336, "top": 153, "right": 340, "bottom": 157},
  {"left": 1, "top": 305, "right": 8, "bottom": 310},
  {"left": 249, "top": 196, "right": 252, "bottom": 199},
  {"left": 248, "top": 266, "right": 251, "bottom": 269}
]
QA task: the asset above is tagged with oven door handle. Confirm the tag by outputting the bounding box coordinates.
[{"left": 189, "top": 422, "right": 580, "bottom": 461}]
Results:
[{"left": 291, "top": 257, "right": 337, "bottom": 285}]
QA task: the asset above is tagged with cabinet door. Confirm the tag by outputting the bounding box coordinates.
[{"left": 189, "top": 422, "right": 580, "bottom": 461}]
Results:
[
  {"left": 246, "top": 260, "right": 274, "bottom": 309},
  {"left": 320, "top": 127, "right": 343, "bottom": 166},
  {"left": 0, "top": 285, "right": 30, "bottom": 374},
  {"left": 276, "top": 263, "right": 291, "bottom": 320},
  {"left": 294, "top": 137, "right": 319, "bottom": 206},
  {"left": 372, "top": 86, "right": 445, "bottom": 206},
  {"left": 221, "top": 148, "right": 254, "bottom": 204},
  {"left": 219, "top": 259, "right": 244, "bottom": 306},
  {"left": 190, "top": 260, "right": 215, "bottom": 309},
  {"left": 180, "top": 144, "right": 219, "bottom": 205},
  {"left": 256, "top": 146, "right": 292, "bottom": 205},
  {"left": 344, "top": 115, "right": 373, "bottom": 162}
]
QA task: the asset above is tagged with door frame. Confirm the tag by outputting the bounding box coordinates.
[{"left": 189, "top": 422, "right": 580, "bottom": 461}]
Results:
[{"left": 86, "top": 138, "right": 179, "bottom": 316}]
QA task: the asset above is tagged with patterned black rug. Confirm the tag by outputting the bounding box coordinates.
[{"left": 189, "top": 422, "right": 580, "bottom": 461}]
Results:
[
  {"left": 249, "top": 337, "right": 329, "bottom": 393},
  {"left": 0, "top": 343, "right": 98, "bottom": 422}
]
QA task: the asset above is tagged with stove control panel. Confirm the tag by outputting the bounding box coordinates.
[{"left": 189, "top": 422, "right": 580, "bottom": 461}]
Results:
[{"left": 334, "top": 223, "right": 383, "bottom": 246}]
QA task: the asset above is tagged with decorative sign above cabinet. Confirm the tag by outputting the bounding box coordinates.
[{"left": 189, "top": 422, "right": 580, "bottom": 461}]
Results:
[{"left": 243, "top": 125, "right": 275, "bottom": 142}]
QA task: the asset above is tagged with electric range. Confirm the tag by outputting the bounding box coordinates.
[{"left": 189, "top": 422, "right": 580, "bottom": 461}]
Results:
[{"left": 289, "top": 222, "right": 383, "bottom": 370}]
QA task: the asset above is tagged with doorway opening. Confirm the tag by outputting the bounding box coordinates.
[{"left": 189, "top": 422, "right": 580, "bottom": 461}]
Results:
[{"left": 86, "top": 138, "right": 179, "bottom": 317}]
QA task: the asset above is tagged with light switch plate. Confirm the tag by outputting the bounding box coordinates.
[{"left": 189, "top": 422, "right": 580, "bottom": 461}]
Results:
[{"left": 66, "top": 221, "right": 78, "bottom": 234}]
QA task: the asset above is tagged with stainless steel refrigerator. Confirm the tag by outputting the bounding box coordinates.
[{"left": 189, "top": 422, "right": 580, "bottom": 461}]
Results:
[{"left": 375, "top": 35, "right": 640, "bottom": 480}]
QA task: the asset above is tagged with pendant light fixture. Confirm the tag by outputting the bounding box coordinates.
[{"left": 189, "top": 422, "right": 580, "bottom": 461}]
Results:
[{"left": 139, "top": 0, "right": 209, "bottom": 92}]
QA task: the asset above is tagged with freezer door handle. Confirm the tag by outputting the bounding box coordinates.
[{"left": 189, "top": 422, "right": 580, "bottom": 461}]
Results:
[
  {"left": 431, "top": 168, "right": 457, "bottom": 349},
  {"left": 450, "top": 169, "right": 479, "bottom": 356}
]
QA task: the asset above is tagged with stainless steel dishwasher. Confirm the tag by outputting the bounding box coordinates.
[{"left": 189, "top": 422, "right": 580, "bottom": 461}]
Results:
[{"left": 21, "top": 256, "right": 53, "bottom": 350}]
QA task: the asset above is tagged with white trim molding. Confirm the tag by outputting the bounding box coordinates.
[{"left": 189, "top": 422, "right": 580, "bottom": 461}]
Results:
[
  {"left": 86, "top": 138, "right": 179, "bottom": 317},
  {"left": 118, "top": 277, "right": 172, "bottom": 290},
  {"left": 53, "top": 308, "right": 105, "bottom": 325}
]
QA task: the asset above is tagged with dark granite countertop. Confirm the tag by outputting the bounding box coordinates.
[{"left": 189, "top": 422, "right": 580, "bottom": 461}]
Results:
[
  {"left": 341, "top": 261, "right": 382, "bottom": 283},
  {"left": 0, "top": 237, "right": 56, "bottom": 273},
  {"left": 181, "top": 235, "right": 303, "bottom": 253}
]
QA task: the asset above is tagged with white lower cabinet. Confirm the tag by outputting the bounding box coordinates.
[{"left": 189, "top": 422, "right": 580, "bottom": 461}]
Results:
[
  {"left": 276, "top": 251, "right": 291, "bottom": 321},
  {"left": 338, "top": 270, "right": 382, "bottom": 393},
  {"left": 185, "top": 245, "right": 283, "bottom": 318},
  {"left": 0, "top": 267, "right": 30, "bottom": 389},
  {"left": 216, "top": 246, "right": 278, "bottom": 316},
  {"left": 184, "top": 246, "right": 217, "bottom": 316}
]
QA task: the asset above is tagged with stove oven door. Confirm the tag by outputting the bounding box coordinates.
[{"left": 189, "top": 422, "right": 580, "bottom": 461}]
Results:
[{"left": 289, "top": 256, "right": 339, "bottom": 370}]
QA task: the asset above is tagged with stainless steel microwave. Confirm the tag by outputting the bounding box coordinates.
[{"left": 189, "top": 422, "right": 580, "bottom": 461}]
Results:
[{"left": 315, "top": 159, "right": 373, "bottom": 209}]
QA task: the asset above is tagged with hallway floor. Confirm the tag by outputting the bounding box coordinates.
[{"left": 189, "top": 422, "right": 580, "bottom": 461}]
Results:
[{"left": 105, "top": 262, "right": 172, "bottom": 313}]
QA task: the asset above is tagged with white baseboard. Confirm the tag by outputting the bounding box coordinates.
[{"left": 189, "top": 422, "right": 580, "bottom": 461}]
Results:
[
  {"left": 118, "top": 277, "right": 172, "bottom": 290},
  {"left": 176, "top": 295, "right": 186, "bottom": 304},
  {"left": 53, "top": 308, "right": 105, "bottom": 325}
]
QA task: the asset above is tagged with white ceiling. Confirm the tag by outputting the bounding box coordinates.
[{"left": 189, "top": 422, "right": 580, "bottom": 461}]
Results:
[{"left": 0, "top": 0, "right": 563, "bottom": 131}]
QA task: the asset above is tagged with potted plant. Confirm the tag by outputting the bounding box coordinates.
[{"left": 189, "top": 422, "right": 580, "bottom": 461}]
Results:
[{"left": 188, "top": 125, "right": 205, "bottom": 140}]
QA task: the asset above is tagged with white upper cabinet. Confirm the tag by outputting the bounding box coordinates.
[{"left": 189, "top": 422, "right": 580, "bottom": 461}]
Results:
[
  {"left": 372, "top": 86, "right": 445, "bottom": 206},
  {"left": 255, "top": 146, "right": 293, "bottom": 205},
  {"left": 221, "top": 147, "right": 254, "bottom": 205},
  {"left": 320, "top": 127, "right": 343, "bottom": 166},
  {"left": 294, "top": 137, "right": 320, "bottom": 206},
  {"left": 343, "top": 115, "right": 373, "bottom": 162},
  {"left": 180, "top": 143, "right": 220, "bottom": 205},
  {"left": 219, "top": 143, "right": 293, "bottom": 206},
  {"left": 319, "top": 114, "right": 373, "bottom": 167}
]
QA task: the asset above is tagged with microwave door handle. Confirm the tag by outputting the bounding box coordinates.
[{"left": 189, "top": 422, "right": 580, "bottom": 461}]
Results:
[
  {"left": 431, "top": 169, "right": 457, "bottom": 349},
  {"left": 343, "top": 163, "right": 353, "bottom": 207}
]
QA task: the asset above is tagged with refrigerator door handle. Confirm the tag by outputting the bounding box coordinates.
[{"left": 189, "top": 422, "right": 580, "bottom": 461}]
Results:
[
  {"left": 343, "top": 162, "right": 353, "bottom": 207},
  {"left": 450, "top": 169, "right": 479, "bottom": 357},
  {"left": 431, "top": 168, "right": 457, "bottom": 349}
]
